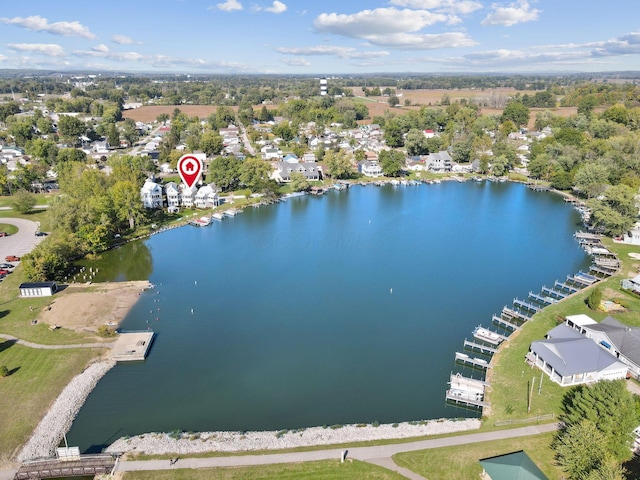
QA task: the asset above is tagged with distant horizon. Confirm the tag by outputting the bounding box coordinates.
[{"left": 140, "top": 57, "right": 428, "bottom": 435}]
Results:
[{"left": 1, "top": 1, "right": 639, "bottom": 74}]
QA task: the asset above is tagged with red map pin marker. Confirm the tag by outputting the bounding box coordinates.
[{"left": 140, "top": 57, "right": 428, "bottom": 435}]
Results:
[{"left": 177, "top": 155, "right": 203, "bottom": 188}]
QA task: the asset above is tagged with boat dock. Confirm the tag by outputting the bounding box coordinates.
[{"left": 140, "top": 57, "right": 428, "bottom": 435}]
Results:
[
  {"left": 554, "top": 280, "right": 580, "bottom": 293},
  {"left": 455, "top": 352, "right": 492, "bottom": 369},
  {"left": 111, "top": 331, "right": 155, "bottom": 362},
  {"left": 513, "top": 297, "right": 541, "bottom": 313},
  {"left": 502, "top": 306, "right": 531, "bottom": 322},
  {"left": 528, "top": 291, "right": 556, "bottom": 306},
  {"left": 492, "top": 314, "right": 521, "bottom": 330},
  {"left": 464, "top": 339, "right": 497, "bottom": 354},
  {"left": 473, "top": 326, "right": 507, "bottom": 345},
  {"left": 541, "top": 285, "right": 567, "bottom": 299},
  {"left": 445, "top": 389, "right": 489, "bottom": 408},
  {"left": 449, "top": 372, "right": 487, "bottom": 392}
]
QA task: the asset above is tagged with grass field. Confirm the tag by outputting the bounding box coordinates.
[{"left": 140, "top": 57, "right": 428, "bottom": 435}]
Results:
[
  {"left": 120, "top": 459, "right": 406, "bottom": 480},
  {"left": 393, "top": 432, "right": 560, "bottom": 479},
  {"left": 0, "top": 344, "right": 102, "bottom": 466}
]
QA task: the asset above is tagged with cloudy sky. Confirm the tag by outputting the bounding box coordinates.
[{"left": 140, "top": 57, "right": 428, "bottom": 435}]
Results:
[{"left": 0, "top": 0, "right": 638, "bottom": 74}]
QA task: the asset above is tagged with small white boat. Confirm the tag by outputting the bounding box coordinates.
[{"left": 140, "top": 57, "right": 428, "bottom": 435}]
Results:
[
  {"left": 473, "top": 326, "right": 503, "bottom": 345},
  {"left": 211, "top": 212, "right": 225, "bottom": 221}
]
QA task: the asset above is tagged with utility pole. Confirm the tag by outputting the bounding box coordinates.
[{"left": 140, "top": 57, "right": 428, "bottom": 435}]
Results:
[{"left": 528, "top": 377, "right": 536, "bottom": 413}]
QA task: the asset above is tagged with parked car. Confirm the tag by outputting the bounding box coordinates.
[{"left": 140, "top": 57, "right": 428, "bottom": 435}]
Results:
[
  {"left": 0, "top": 269, "right": 10, "bottom": 275},
  {"left": 35, "top": 231, "right": 48, "bottom": 237},
  {"left": 0, "top": 263, "right": 14, "bottom": 269},
  {"left": 5, "top": 256, "right": 20, "bottom": 262},
  {"left": 0, "top": 232, "right": 9, "bottom": 237}
]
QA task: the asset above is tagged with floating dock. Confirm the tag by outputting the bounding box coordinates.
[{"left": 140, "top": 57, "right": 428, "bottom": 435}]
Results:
[
  {"left": 492, "top": 314, "right": 521, "bottom": 331},
  {"left": 541, "top": 285, "right": 567, "bottom": 299},
  {"left": 111, "top": 331, "right": 155, "bottom": 362},
  {"left": 554, "top": 280, "right": 580, "bottom": 293},
  {"left": 502, "top": 306, "right": 531, "bottom": 321},
  {"left": 528, "top": 291, "right": 556, "bottom": 306},
  {"left": 464, "top": 339, "right": 497, "bottom": 354},
  {"left": 513, "top": 298, "right": 541, "bottom": 313}
]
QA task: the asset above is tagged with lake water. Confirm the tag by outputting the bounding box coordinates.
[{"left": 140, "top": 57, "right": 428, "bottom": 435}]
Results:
[{"left": 67, "top": 181, "right": 590, "bottom": 452}]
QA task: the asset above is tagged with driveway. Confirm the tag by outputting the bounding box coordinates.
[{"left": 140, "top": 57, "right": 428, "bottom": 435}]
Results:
[{"left": 0, "top": 218, "right": 46, "bottom": 263}]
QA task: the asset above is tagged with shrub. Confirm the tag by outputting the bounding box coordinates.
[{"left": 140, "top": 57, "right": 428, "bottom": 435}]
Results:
[
  {"left": 97, "top": 325, "right": 117, "bottom": 337},
  {"left": 586, "top": 286, "right": 602, "bottom": 310},
  {"left": 372, "top": 420, "right": 380, "bottom": 427},
  {"left": 0, "top": 365, "right": 8, "bottom": 377}
]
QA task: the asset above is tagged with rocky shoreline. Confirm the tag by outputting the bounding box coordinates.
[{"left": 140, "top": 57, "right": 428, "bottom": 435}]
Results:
[
  {"left": 17, "top": 360, "right": 116, "bottom": 462},
  {"left": 106, "top": 418, "right": 481, "bottom": 456}
]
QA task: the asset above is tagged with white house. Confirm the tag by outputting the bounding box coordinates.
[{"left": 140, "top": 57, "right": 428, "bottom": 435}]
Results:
[
  {"left": 359, "top": 160, "right": 383, "bottom": 177},
  {"left": 180, "top": 184, "right": 198, "bottom": 208},
  {"left": 527, "top": 323, "right": 628, "bottom": 386},
  {"left": 165, "top": 182, "right": 181, "bottom": 209},
  {"left": 140, "top": 179, "right": 163, "bottom": 209},
  {"left": 425, "top": 151, "right": 452, "bottom": 173},
  {"left": 194, "top": 183, "right": 220, "bottom": 209},
  {"left": 272, "top": 162, "right": 320, "bottom": 182},
  {"left": 19, "top": 281, "right": 58, "bottom": 297}
]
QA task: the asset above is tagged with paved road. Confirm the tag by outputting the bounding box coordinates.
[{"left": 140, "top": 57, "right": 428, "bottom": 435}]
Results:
[
  {"left": 0, "top": 218, "right": 46, "bottom": 264},
  {"left": 0, "top": 333, "right": 115, "bottom": 349},
  {"left": 114, "top": 423, "right": 559, "bottom": 478}
]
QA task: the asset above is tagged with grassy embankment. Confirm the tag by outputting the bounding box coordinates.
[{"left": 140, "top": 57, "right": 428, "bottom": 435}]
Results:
[{"left": 121, "top": 459, "right": 406, "bottom": 480}]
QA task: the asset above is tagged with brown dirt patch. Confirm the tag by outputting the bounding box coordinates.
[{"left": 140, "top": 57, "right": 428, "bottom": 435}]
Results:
[{"left": 37, "top": 281, "right": 151, "bottom": 332}]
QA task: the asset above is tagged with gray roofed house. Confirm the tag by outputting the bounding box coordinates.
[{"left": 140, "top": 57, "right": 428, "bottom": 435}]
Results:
[
  {"left": 272, "top": 162, "right": 320, "bottom": 182},
  {"left": 528, "top": 322, "right": 628, "bottom": 386},
  {"left": 580, "top": 316, "right": 640, "bottom": 378},
  {"left": 425, "top": 151, "right": 452, "bottom": 173}
]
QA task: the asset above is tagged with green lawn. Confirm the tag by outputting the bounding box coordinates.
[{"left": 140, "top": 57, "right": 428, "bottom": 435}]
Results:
[
  {"left": 121, "top": 459, "right": 406, "bottom": 480},
  {"left": 393, "top": 432, "right": 562, "bottom": 479},
  {"left": 0, "top": 224, "right": 19, "bottom": 235},
  {"left": 0, "top": 343, "right": 103, "bottom": 466},
  {"left": 0, "top": 194, "right": 53, "bottom": 209},
  {"left": 0, "top": 209, "right": 52, "bottom": 232}
]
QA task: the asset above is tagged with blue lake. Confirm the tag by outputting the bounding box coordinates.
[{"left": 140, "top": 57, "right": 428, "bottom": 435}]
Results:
[{"left": 67, "top": 181, "right": 590, "bottom": 452}]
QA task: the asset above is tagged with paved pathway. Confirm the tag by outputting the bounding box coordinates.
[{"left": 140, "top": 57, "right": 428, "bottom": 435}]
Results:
[
  {"left": 0, "top": 333, "right": 115, "bottom": 350},
  {"left": 114, "top": 423, "right": 559, "bottom": 478},
  {"left": 0, "top": 218, "right": 46, "bottom": 264}
]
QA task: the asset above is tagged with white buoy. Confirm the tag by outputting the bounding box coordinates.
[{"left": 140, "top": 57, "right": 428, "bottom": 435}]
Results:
[
  {"left": 390, "top": 288, "right": 393, "bottom": 294},
  {"left": 191, "top": 308, "right": 194, "bottom": 314},
  {"left": 194, "top": 280, "right": 197, "bottom": 286}
]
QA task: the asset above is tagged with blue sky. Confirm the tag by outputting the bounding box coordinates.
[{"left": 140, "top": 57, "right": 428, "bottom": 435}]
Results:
[{"left": 0, "top": 0, "right": 639, "bottom": 74}]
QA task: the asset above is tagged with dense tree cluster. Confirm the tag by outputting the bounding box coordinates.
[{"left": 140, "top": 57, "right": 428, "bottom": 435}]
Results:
[{"left": 553, "top": 380, "right": 639, "bottom": 480}]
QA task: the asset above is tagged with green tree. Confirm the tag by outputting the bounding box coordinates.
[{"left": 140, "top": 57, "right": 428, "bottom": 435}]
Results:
[
  {"left": 208, "top": 156, "right": 241, "bottom": 191},
  {"left": 501, "top": 101, "right": 530, "bottom": 127},
  {"left": 7, "top": 117, "right": 34, "bottom": 145},
  {"left": 554, "top": 420, "right": 607, "bottom": 479},
  {"left": 240, "top": 157, "right": 271, "bottom": 192},
  {"left": 383, "top": 119, "right": 404, "bottom": 148},
  {"left": 157, "top": 113, "right": 170, "bottom": 125},
  {"left": 56, "top": 148, "right": 88, "bottom": 164},
  {"left": 57, "top": 115, "right": 86, "bottom": 145},
  {"left": 199, "top": 131, "right": 224, "bottom": 157},
  {"left": 11, "top": 189, "right": 36, "bottom": 214},
  {"left": 404, "top": 129, "right": 429, "bottom": 156},
  {"left": 289, "top": 172, "right": 310, "bottom": 192},
  {"left": 388, "top": 95, "right": 400, "bottom": 107},
  {"left": 586, "top": 286, "right": 602, "bottom": 310},
  {"left": 323, "top": 150, "right": 353, "bottom": 179},
  {"left": 379, "top": 150, "right": 406, "bottom": 177},
  {"left": 574, "top": 163, "right": 609, "bottom": 198},
  {"left": 121, "top": 118, "right": 140, "bottom": 146},
  {"left": 111, "top": 180, "right": 144, "bottom": 230},
  {"left": 0, "top": 365, "right": 8, "bottom": 377}
]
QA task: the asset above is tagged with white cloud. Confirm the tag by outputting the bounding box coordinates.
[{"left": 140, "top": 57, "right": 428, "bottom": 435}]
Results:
[
  {"left": 281, "top": 58, "right": 310, "bottom": 66},
  {"left": 0, "top": 15, "right": 95, "bottom": 39},
  {"left": 7, "top": 43, "right": 66, "bottom": 57},
  {"left": 592, "top": 32, "right": 640, "bottom": 56},
  {"left": 314, "top": 8, "right": 448, "bottom": 38},
  {"left": 214, "top": 0, "right": 243, "bottom": 12},
  {"left": 92, "top": 44, "right": 109, "bottom": 53},
  {"left": 481, "top": 1, "right": 541, "bottom": 27},
  {"left": 265, "top": 1, "right": 287, "bottom": 14},
  {"left": 276, "top": 45, "right": 390, "bottom": 59},
  {"left": 112, "top": 34, "right": 136, "bottom": 45},
  {"left": 389, "top": 0, "right": 483, "bottom": 15}
]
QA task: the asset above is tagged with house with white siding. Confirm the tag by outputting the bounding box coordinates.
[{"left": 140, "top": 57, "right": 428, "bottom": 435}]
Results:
[
  {"left": 165, "top": 182, "right": 181, "bottom": 209},
  {"left": 194, "top": 183, "right": 220, "bottom": 209},
  {"left": 180, "top": 184, "right": 198, "bottom": 208},
  {"left": 140, "top": 179, "right": 163, "bottom": 209}
]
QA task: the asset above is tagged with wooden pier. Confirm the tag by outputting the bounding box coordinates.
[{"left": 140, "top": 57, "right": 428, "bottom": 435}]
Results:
[
  {"left": 492, "top": 314, "right": 521, "bottom": 330},
  {"left": 513, "top": 298, "right": 541, "bottom": 313},
  {"left": 455, "top": 352, "right": 492, "bottom": 369},
  {"left": 464, "top": 339, "right": 497, "bottom": 354}
]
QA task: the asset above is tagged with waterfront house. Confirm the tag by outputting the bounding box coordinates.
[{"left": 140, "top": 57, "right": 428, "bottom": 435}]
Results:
[
  {"left": 359, "top": 160, "right": 383, "bottom": 178},
  {"left": 272, "top": 161, "right": 320, "bottom": 182},
  {"left": 140, "top": 178, "right": 163, "bottom": 209},
  {"left": 194, "top": 183, "right": 220, "bottom": 209},
  {"left": 165, "top": 182, "right": 181, "bottom": 209},
  {"left": 425, "top": 151, "right": 452, "bottom": 173},
  {"left": 180, "top": 184, "right": 198, "bottom": 208},
  {"left": 527, "top": 323, "right": 628, "bottom": 386}
]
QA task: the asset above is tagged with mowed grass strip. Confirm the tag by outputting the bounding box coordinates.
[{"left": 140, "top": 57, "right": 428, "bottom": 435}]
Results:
[
  {"left": 0, "top": 343, "right": 103, "bottom": 465},
  {"left": 393, "top": 432, "right": 560, "bottom": 480},
  {"left": 120, "top": 459, "right": 406, "bottom": 480}
]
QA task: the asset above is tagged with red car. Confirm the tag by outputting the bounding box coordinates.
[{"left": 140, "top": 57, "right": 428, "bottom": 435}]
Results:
[
  {"left": 0, "top": 269, "right": 9, "bottom": 275},
  {"left": 5, "top": 256, "right": 20, "bottom": 262}
]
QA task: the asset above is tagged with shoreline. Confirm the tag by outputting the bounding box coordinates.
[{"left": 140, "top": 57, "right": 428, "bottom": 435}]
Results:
[{"left": 105, "top": 418, "right": 482, "bottom": 456}]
